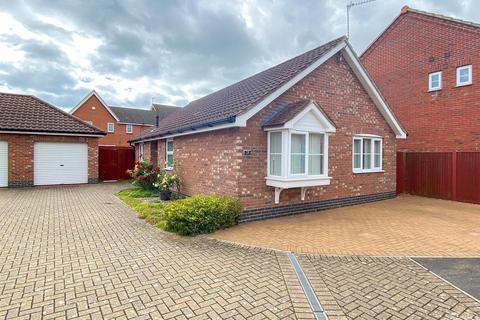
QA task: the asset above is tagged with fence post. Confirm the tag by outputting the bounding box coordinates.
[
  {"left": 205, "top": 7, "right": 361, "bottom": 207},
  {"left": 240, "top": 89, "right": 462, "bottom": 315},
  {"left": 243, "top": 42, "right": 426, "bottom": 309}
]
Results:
[{"left": 452, "top": 151, "right": 457, "bottom": 201}]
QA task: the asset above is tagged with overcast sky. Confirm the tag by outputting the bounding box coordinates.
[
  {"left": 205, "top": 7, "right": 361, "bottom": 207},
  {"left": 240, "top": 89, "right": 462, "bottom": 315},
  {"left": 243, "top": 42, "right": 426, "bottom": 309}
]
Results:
[{"left": 0, "top": 1, "right": 477, "bottom": 111}]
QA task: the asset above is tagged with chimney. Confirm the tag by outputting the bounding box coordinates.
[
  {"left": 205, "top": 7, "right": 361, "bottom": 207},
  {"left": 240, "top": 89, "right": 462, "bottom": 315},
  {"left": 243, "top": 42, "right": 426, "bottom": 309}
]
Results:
[{"left": 155, "top": 115, "right": 160, "bottom": 127}]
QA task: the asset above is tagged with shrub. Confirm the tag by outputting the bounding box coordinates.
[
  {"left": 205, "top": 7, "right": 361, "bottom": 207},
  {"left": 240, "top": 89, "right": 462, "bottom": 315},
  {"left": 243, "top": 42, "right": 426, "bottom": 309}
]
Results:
[
  {"left": 163, "top": 195, "right": 243, "bottom": 236},
  {"left": 126, "top": 160, "right": 160, "bottom": 190}
]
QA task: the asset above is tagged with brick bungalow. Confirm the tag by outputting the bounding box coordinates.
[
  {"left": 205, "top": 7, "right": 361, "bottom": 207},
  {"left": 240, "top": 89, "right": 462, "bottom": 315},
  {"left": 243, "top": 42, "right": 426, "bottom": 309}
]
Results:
[
  {"left": 362, "top": 6, "right": 480, "bottom": 152},
  {"left": 130, "top": 37, "right": 407, "bottom": 221},
  {"left": 71, "top": 90, "right": 178, "bottom": 147},
  {"left": 0, "top": 92, "right": 105, "bottom": 187}
]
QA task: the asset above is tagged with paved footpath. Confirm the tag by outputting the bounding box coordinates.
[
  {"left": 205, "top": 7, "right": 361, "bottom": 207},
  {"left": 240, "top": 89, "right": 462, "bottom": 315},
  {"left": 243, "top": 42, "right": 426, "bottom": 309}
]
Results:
[{"left": 0, "top": 184, "right": 479, "bottom": 319}]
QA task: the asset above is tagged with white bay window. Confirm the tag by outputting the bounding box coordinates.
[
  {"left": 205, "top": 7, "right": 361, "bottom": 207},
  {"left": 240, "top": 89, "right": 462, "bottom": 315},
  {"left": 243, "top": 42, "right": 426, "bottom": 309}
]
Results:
[
  {"left": 265, "top": 101, "right": 336, "bottom": 204},
  {"left": 353, "top": 135, "right": 382, "bottom": 173}
]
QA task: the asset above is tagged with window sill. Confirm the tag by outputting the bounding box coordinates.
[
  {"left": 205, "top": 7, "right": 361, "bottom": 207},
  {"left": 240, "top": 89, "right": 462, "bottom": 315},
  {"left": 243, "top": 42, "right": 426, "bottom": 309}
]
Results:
[
  {"left": 353, "top": 169, "right": 384, "bottom": 174},
  {"left": 428, "top": 88, "right": 441, "bottom": 92},
  {"left": 455, "top": 83, "right": 472, "bottom": 88},
  {"left": 266, "top": 176, "right": 331, "bottom": 188},
  {"left": 165, "top": 167, "right": 174, "bottom": 171}
]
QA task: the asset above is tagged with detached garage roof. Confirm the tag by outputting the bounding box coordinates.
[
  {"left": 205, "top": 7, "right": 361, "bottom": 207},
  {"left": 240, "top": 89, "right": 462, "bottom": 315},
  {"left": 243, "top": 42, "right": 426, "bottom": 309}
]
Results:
[{"left": 0, "top": 92, "right": 105, "bottom": 136}]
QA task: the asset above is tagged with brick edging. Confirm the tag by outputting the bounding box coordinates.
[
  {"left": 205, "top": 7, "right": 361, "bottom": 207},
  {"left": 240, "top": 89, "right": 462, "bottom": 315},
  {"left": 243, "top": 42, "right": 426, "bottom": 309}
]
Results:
[{"left": 239, "top": 191, "right": 396, "bottom": 223}]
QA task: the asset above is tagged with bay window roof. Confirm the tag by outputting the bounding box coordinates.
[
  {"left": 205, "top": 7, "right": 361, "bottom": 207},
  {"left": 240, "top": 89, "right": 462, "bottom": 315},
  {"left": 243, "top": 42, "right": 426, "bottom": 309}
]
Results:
[{"left": 263, "top": 100, "right": 336, "bottom": 132}]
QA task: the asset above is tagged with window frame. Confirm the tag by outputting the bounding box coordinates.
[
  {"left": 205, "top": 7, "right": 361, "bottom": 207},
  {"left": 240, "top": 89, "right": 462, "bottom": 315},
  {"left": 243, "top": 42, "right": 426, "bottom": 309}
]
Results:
[
  {"left": 428, "top": 71, "right": 442, "bottom": 91},
  {"left": 107, "top": 122, "right": 115, "bottom": 133},
  {"left": 126, "top": 123, "right": 133, "bottom": 134},
  {"left": 267, "top": 129, "right": 329, "bottom": 180},
  {"left": 165, "top": 139, "right": 174, "bottom": 170},
  {"left": 456, "top": 65, "right": 472, "bottom": 87},
  {"left": 268, "top": 131, "right": 283, "bottom": 177},
  {"left": 352, "top": 135, "right": 383, "bottom": 174},
  {"left": 139, "top": 142, "right": 144, "bottom": 160}
]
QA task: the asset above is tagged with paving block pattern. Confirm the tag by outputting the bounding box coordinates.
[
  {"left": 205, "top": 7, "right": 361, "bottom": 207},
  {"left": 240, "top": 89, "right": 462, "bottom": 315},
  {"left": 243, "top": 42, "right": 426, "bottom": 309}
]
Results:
[
  {"left": 212, "top": 195, "right": 480, "bottom": 256},
  {"left": 303, "top": 255, "right": 480, "bottom": 320},
  {"left": 0, "top": 184, "right": 479, "bottom": 319},
  {"left": 0, "top": 184, "right": 295, "bottom": 319}
]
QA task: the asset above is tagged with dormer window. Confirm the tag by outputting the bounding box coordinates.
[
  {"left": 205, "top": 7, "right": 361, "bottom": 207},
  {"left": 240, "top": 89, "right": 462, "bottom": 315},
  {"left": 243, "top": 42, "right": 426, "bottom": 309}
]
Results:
[{"left": 264, "top": 100, "right": 335, "bottom": 203}]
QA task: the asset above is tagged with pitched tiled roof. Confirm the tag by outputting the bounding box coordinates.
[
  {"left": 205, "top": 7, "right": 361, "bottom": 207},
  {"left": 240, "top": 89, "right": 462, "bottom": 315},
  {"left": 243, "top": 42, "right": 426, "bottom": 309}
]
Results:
[
  {"left": 109, "top": 106, "right": 160, "bottom": 125},
  {"left": 132, "top": 36, "right": 346, "bottom": 142},
  {"left": 0, "top": 92, "right": 105, "bottom": 135},
  {"left": 151, "top": 103, "right": 179, "bottom": 119}
]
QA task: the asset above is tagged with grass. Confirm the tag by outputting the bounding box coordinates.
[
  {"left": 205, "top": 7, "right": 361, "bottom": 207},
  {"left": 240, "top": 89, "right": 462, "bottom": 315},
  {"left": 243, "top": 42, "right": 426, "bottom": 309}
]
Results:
[{"left": 116, "top": 188, "right": 166, "bottom": 227}]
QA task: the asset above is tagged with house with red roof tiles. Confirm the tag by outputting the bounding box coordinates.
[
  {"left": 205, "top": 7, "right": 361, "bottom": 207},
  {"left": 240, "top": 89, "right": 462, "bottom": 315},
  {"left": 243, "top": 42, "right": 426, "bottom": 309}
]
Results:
[
  {"left": 129, "top": 37, "right": 407, "bottom": 222},
  {"left": 362, "top": 6, "right": 480, "bottom": 152},
  {"left": 0, "top": 93, "right": 105, "bottom": 187}
]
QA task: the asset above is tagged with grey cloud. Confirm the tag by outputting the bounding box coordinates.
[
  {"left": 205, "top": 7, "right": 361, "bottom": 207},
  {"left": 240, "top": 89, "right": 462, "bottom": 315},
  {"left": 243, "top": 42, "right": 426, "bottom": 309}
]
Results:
[{"left": 0, "top": 0, "right": 478, "bottom": 110}]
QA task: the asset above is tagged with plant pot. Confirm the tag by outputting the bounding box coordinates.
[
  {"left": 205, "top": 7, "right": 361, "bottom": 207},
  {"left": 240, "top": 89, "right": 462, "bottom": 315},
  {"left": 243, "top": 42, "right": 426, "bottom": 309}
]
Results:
[{"left": 160, "top": 190, "right": 171, "bottom": 201}]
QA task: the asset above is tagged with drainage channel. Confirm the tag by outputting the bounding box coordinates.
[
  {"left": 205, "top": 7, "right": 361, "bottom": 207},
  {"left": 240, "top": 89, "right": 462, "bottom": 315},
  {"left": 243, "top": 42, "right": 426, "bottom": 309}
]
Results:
[{"left": 287, "top": 252, "right": 329, "bottom": 320}]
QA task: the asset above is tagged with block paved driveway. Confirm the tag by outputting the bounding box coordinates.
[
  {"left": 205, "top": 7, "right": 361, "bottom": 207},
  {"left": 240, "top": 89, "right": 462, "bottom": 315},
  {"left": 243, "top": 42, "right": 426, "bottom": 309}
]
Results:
[
  {"left": 0, "top": 184, "right": 479, "bottom": 319},
  {"left": 212, "top": 195, "right": 480, "bottom": 256}
]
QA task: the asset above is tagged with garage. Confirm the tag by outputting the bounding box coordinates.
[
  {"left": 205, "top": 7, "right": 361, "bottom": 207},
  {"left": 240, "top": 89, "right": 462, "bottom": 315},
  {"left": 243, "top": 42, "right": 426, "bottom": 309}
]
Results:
[
  {"left": 0, "top": 141, "right": 7, "bottom": 187},
  {"left": 34, "top": 142, "right": 88, "bottom": 186},
  {"left": 0, "top": 92, "right": 105, "bottom": 187}
]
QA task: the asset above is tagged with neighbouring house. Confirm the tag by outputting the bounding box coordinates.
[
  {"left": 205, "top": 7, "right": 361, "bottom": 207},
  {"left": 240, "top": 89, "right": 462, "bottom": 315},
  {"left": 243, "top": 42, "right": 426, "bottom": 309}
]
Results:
[
  {"left": 362, "top": 6, "right": 480, "bottom": 152},
  {"left": 0, "top": 92, "right": 105, "bottom": 187},
  {"left": 71, "top": 90, "right": 177, "bottom": 147},
  {"left": 130, "top": 36, "right": 407, "bottom": 222}
]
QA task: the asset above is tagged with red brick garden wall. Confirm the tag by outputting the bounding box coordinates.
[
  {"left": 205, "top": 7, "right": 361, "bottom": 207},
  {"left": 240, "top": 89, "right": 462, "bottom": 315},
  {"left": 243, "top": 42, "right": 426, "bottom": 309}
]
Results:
[
  {"left": 362, "top": 10, "right": 480, "bottom": 151},
  {"left": 0, "top": 133, "right": 99, "bottom": 187}
]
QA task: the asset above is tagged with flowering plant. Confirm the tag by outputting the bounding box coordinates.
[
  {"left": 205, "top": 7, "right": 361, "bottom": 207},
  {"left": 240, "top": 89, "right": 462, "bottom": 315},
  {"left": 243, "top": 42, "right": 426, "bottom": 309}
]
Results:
[
  {"left": 126, "top": 159, "right": 160, "bottom": 190},
  {"left": 153, "top": 171, "right": 180, "bottom": 193}
]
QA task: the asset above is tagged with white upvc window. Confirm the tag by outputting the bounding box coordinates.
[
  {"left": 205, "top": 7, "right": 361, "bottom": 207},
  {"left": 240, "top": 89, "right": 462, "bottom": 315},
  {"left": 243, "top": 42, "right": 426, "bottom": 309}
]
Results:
[
  {"left": 267, "top": 130, "right": 329, "bottom": 179},
  {"left": 166, "top": 139, "right": 174, "bottom": 169},
  {"left": 126, "top": 124, "right": 133, "bottom": 133},
  {"left": 139, "top": 143, "right": 144, "bottom": 160},
  {"left": 353, "top": 135, "right": 383, "bottom": 173},
  {"left": 107, "top": 122, "right": 115, "bottom": 133},
  {"left": 428, "top": 71, "right": 442, "bottom": 91},
  {"left": 456, "top": 65, "right": 472, "bottom": 87}
]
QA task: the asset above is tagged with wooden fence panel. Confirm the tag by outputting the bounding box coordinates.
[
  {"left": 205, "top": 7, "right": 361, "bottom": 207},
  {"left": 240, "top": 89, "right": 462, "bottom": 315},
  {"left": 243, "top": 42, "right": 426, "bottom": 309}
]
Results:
[
  {"left": 456, "top": 152, "right": 480, "bottom": 204},
  {"left": 397, "top": 151, "right": 480, "bottom": 204},
  {"left": 99, "top": 146, "right": 134, "bottom": 181},
  {"left": 405, "top": 152, "right": 453, "bottom": 200}
]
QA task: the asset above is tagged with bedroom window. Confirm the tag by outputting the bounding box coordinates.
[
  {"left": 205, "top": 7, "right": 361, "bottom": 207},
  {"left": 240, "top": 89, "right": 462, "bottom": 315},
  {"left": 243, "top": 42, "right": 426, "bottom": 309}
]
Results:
[
  {"left": 428, "top": 71, "right": 442, "bottom": 91},
  {"left": 353, "top": 136, "right": 382, "bottom": 173},
  {"left": 126, "top": 124, "right": 133, "bottom": 133},
  {"left": 107, "top": 122, "right": 115, "bottom": 133},
  {"left": 456, "top": 65, "right": 472, "bottom": 87},
  {"left": 166, "top": 140, "right": 174, "bottom": 169}
]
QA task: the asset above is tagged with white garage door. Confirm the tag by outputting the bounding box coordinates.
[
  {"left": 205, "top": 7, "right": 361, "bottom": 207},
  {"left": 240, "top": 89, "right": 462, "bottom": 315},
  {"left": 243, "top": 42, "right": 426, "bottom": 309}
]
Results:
[
  {"left": 34, "top": 142, "right": 88, "bottom": 186},
  {"left": 0, "top": 141, "right": 7, "bottom": 187}
]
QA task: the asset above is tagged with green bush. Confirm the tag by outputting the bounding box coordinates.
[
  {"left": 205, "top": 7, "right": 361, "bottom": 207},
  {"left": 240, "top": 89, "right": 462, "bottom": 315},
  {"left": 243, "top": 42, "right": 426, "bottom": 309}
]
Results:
[{"left": 163, "top": 195, "right": 243, "bottom": 236}]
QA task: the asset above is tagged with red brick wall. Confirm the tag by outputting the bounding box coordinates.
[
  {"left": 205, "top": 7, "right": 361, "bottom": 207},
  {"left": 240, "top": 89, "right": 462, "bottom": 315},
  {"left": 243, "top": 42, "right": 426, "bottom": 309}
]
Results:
[
  {"left": 237, "top": 54, "right": 396, "bottom": 208},
  {"left": 135, "top": 53, "right": 397, "bottom": 210},
  {"left": 72, "top": 95, "right": 151, "bottom": 147},
  {"left": 0, "top": 133, "right": 99, "bottom": 186},
  {"left": 362, "top": 11, "right": 480, "bottom": 151},
  {"left": 137, "top": 131, "right": 240, "bottom": 197}
]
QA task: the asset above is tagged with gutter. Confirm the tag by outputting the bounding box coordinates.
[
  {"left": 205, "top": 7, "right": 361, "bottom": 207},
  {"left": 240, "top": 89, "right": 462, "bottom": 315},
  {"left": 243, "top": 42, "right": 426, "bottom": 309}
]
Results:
[
  {"left": 128, "top": 115, "right": 236, "bottom": 143},
  {"left": 0, "top": 128, "right": 106, "bottom": 137}
]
